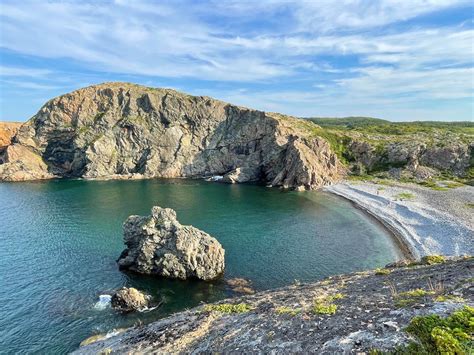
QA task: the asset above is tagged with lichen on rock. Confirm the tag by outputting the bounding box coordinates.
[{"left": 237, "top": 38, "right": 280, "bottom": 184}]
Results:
[{"left": 117, "top": 206, "right": 225, "bottom": 281}]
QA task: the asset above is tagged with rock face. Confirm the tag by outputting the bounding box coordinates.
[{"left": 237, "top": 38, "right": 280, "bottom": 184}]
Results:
[
  {"left": 0, "top": 82, "right": 343, "bottom": 188},
  {"left": 75, "top": 257, "right": 473, "bottom": 354},
  {"left": 0, "top": 122, "right": 22, "bottom": 148},
  {"left": 118, "top": 206, "right": 225, "bottom": 281},
  {"left": 348, "top": 140, "right": 473, "bottom": 178},
  {"left": 111, "top": 287, "right": 149, "bottom": 312}
]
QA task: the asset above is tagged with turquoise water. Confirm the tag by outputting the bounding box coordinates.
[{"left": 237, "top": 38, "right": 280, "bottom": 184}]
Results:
[{"left": 0, "top": 179, "right": 403, "bottom": 353}]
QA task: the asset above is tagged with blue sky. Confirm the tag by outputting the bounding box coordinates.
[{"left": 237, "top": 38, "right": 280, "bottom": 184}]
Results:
[{"left": 0, "top": 0, "right": 473, "bottom": 122}]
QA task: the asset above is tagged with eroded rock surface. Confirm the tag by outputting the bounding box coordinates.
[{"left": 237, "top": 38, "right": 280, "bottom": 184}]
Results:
[
  {"left": 76, "top": 257, "right": 473, "bottom": 354},
  {"left": 0, "top": 82, "right": 343, "bottom": 188},
  {"left": 111, "top": 287, "right": 150, "bottom": 312},
  {"left": 0, "top": 122, "right": 22, "bottom": 148},
  {"left": 118, "top": 206, "right": 225, "bottom": 281}
]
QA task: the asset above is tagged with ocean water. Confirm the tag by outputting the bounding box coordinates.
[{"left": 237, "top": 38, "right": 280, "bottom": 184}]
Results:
[{"left": 0, "top": 179, "right": 403, "bottom": 353}]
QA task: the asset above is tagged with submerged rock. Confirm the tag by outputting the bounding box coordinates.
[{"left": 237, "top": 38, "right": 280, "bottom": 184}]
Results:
[
  {"left": 226, "top": 278, "right": 255, "bottom": 294},
  {"left": 111, "top": 287, "right": 149, "bottom": 312},
  {"left": 117, "top": 206, "right": 225, "bottom": 281}
]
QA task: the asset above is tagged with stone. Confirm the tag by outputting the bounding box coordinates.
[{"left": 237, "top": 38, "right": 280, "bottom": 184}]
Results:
[
  {"left": 111, "top": 287, "right": 149, "bottom": 312},
  {"left": 117, "top": 206, "right": 225, "bottom": 281},
  {"left": 0, "top": 82, "right": 343, "bottom": 189},
  {"left": 226, "top": 278, "right": 255, "bottom": 294}
]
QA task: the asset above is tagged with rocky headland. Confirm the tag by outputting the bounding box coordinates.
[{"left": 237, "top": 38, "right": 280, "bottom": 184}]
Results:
[
  {"left": 76, "top": 257, "right": 473, "bottom": 354},
  {"left": 0, "top": 82, "right": 342, "bottom": 189},
  {"left": 117, "top": 206, "right": 225, "bottom": 281}
]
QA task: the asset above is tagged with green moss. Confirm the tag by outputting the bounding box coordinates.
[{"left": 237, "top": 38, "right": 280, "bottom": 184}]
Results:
[
  {"left": 465, "top": 203, "right": 474, "bottom": 209},
  {"left": 434, "top": 295, "right": 465, "bottom": 303},
  {"left": 313, "top": 303, "right": 338, "bottom": 315},
  {"left": 395, "top": 288, "right": 434, "bottom": 307},
  {"left": 204, "top": 303, "right": 253, "bottom": 314},
  {"left": 397, "top": 306, "right": 474, "bottom": 354},
  {"left": 375, "top": 268, "right": 391, "bottom": 275},
  {"left": 312, "top": 293, "right": 345, "bottom": 315},
  {"left": 275, "top": 306, "right": 301, "bottom": 316},
  {"left": 421, "top": 255, "right": 446, "bottom": 265}
]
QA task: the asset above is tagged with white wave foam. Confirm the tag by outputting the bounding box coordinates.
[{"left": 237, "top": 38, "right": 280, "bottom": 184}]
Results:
[{"left": 94, "top": 294, "right": 112, "bottom": 310}]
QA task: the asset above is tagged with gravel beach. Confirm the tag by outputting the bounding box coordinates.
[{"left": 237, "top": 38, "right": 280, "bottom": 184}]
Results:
[{"left": 325, "top": 181, "right": 474, "bottom": 258}]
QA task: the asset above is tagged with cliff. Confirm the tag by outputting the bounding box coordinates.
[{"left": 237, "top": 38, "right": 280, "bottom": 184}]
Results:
[
  {"left": 75, "top": 257, "right": 473, "bottom": 354},
  {"left": 0, "top": 122, "right": 22, "bottom": 148},
  {"left": 0, "top": 82, "right": 342, "bottom": 188}
]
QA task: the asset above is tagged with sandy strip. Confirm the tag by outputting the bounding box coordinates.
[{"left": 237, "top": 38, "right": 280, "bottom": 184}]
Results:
[{"left": 325, "top": 181, "right": 474, "bottom": 259}]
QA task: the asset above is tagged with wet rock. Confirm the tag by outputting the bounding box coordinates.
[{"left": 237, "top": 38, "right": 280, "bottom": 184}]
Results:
[
  {"left": 117, "top": 206, "right": 225, "bottom": 281},
  {"left": 111, "top": 287, "right": 149, "bottom": 312},
  {"left": 227, "top": 278, "right": 255, "bottom": 294}
]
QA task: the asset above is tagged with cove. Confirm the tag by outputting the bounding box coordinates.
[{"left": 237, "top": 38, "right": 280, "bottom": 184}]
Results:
[{"left": 0, "top": 179, "right": 403, "bottom": 353}]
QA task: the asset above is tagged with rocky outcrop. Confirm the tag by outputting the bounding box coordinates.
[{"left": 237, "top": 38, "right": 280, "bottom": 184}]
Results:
[
  {"left": 348, "top": 139, "right": 473, "bottom": 178},
  {"left": 111, "top": 287, "right": 150, "bottom": 312},
  {"left": 76, "top": 257, "right": 473, "bottom": 354},
  {"left": 0, "top": 82, "right": 343, "bottom": 189},
  {"left": 117, "top": 206, "right": 225, "bottom": 281},
  {"left": 0, "top": 122, "right": 22, "bottom": 148}
]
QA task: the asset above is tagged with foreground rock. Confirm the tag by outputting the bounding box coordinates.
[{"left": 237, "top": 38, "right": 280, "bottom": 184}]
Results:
[
  {"left": 117, "top": 206, "right": 225, "bottom": 280},
  {"left": 0, "top": 82, "right": 343, "bottom": 188},
  {"left": 111, "top": 287, "right": 150, "bottom": 312},
  {"left": 76, "top": 257, "right": 473, "bottom": 353}
]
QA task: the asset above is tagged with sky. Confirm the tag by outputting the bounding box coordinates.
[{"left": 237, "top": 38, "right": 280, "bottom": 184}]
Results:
[{"left": 0, "top": 0, "right": 473, "bottom": 122}]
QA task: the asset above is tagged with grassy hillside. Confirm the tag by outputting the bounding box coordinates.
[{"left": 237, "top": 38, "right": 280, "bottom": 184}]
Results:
[{"left": 301, "top": 117, "right": 473, "bottom": 185}]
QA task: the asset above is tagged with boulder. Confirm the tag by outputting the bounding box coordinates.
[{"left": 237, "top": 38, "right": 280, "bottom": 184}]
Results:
[
  {"left": 117, "top": 206, "right": 225, "bottom": 281},
  {"left": 111, "top": 287, "right": 149, "bottom": 312}
]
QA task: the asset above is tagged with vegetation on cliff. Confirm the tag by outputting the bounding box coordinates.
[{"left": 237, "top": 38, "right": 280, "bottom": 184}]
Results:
[{"left": 305, "top": 116, "right": 473, "bottom": 185}]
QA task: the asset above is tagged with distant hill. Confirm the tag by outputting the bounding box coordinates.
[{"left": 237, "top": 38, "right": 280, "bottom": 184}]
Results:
[{"left": 308, "top": 116, "right": 473, "bottom": 130}]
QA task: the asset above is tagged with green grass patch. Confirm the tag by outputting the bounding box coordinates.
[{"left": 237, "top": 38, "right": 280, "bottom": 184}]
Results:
[
  {"left": 421, "top": 255, "right": 446, "bottom": 265},
  {"left": 375, "top": 268, "right": 391, "bottom": 275},
  {"left": 466, "top": 203, "right": 474, "bottom": 209},
  {"left": 275, "top": 306, "right": 301, "bottom": 316},
  {"left": 204, "top": 303, "right": 253, "bottom": 314},
  {"left": 312, "top": 293, "right": 345, "bottom": 315},
  {"left": 434, "top": 295, "right": 465, "bottom": 303},
  {"left": 395, "top": 288, "right": 435, "bottom": 307}
]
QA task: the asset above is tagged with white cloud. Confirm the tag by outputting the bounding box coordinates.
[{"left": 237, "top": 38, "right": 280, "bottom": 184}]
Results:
[{"left": 0, "top": 0, "right": 472, "bottom": 120}]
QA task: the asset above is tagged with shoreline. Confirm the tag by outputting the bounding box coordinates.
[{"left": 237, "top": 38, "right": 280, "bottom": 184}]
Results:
[
  {"left": 324, "top": 180, "right": 474, "bottom": 259},
  {"left": 329, "top": 190, "right": 417, "bottom": 261}
]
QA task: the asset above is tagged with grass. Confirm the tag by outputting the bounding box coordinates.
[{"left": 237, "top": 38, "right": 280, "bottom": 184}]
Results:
[
  {"left": 395, "top": 192, "right": 415, "bottom": 200},
  {"left": 204, "top": 303, "right": 253, "bottom": 314},
  {"left": 394, "top": 288, "right": 435, "bottom": 307},
  {"left": 466, "top": 203, "right": 474, "bottom": 209},
  {"left": 421, "top": 255, "right": 446, "bottom": 265},
  {"left": 275, "top": 306, "right": 301, "bottom": 316},
  {"left": 434, "top": 295, "right": 465, "bottom": 303},
  {"left": 312, "top": 293, "right": 345, "bottom": 315},
  {"left": 397, "top": 306, "right": 474, "bottom": 354},
  {"left": 375, "top": 268, "right": 391, "bottom": 275}
]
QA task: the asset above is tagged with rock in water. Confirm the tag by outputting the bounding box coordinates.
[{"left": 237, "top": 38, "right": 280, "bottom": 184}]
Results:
[
  {"left": 117, "top": 206, "right": 225, "bottom": 281},
  {"left": 111, "top": 287, "right": 149, "bottom": 312}
]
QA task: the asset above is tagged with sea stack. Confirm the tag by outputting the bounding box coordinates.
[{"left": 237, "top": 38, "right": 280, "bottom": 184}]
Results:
[{"left": 117, "top": 206, "right": 225, "bottom": 281}]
